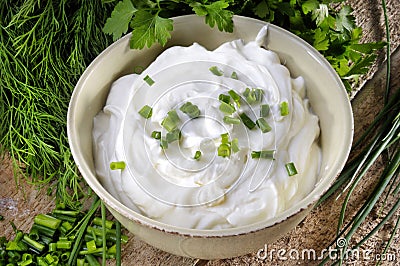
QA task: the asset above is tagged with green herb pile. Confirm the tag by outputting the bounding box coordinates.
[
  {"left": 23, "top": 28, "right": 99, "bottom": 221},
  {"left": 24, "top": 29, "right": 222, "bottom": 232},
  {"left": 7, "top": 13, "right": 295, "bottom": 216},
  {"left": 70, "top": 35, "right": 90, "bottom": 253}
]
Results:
[
  {"left": 103, "top": 0, "right": 385, "bottom": 91},
  {"left": 0, "top": 199, "right": 126, "bottom": 265},
  {"left": 0, "top": 1, "right": 114, "bottom": 208}
]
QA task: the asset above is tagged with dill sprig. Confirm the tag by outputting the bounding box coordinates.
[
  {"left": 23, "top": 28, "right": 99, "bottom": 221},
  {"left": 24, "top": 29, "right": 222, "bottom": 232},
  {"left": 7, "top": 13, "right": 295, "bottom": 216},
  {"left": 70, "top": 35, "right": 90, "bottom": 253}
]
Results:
[{"left": 0, "top": 1, "right": 113, "bottom": 209}]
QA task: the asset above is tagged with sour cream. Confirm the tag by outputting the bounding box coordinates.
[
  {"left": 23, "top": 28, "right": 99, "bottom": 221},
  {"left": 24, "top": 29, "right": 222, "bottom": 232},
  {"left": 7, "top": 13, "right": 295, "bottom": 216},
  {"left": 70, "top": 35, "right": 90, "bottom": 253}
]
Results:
[{"left": 92, "top": 27, "right": 321, "bottom": 229}]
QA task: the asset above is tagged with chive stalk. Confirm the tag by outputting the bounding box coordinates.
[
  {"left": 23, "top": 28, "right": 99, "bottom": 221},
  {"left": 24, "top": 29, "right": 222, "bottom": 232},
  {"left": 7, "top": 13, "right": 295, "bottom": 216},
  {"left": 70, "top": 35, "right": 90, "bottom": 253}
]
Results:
[{"left": 218, "top": 94, "right": 230, "bottom": 104}]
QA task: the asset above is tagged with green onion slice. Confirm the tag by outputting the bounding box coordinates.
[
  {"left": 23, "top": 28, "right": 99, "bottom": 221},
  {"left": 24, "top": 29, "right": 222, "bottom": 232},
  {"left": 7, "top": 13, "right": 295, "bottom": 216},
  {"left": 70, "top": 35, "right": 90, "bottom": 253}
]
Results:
[
  {"left": 218, "top": 143, "right": 231, "bottom": 158},
  {"left": 223, "top": 116, "right": 241, "bottom": 125},
  {"left": 285, "top": 162, "right": 298, "bottom": 176},
  {"left": 221, "top": 133, "right": 229, "bottom": 144},
  {"left": 280, "top": 101, "right": 289, "bottom": 116},
  {"left": 143, "top": 75, "right": 155, "bottom": 86},
  {"left": 251, "top": 150, "right": 275, "bottom": 159},
  {"left": 194, "top": 150, "right": 202, "bottom": 160},
  {"left": 110, "top": 161, "right": 126, "bottom": 170},
  {"left": 209, "top": 66, "right": 223, "bottom": 76},
  {"left": 231, "top": 138, "right": 240, "bottom": 153},
  {"left": 218, "top": 94, "right": 231, "bottom": 104},
  {"left": 160, "top": 138, "right": 168, "bottom": 149},
  {"left": 260, "top": 104, "right": 270, "bottom": 117},
  {"left": 151, "top": 131, "right": 161, "bottom": 140},
  {"left": 256, "top": 118, "right": 272, "bottom": 133},
  {"left": 230, "top": 71, "right": 238, "bottom": 80},
  {"left": 161, "top": 110, "right": 180, "bottom": 132},
  {"left": 239, "top": 113, "right": 256, "bottom": 129},
  {"left": 166, "top": 129, "right": 181, "bottom": 143},
  {"left": 138, "top": 105, "right": 152, "bottom": 119},
  {"left": 219, "top": 101, "right": 235, "bottom": 114},
  {"left": 228, "top": 90, "right": 241, "bottom": 107},
  {"left": 180, "top": 102, "right": 200, "bottom": 118}
]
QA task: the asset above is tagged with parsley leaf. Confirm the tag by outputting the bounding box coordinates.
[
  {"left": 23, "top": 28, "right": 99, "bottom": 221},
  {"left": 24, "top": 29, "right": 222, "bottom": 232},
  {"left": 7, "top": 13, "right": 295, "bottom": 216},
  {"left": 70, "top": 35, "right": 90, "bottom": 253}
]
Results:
[
  {"left": 313, "top": 28, "right": 329, "bottom": 51},
  {"left": 336, "top": 5, "right": 356, "bottom": 33},
  {"left": 129, "top": 10, "right": 173, "bottom": 49},
  {"left": 191, "top": 0, "right": 234, "bottom": 32},
  {"left": 103, "top": 0, "right": 137, "bottom": 41}
]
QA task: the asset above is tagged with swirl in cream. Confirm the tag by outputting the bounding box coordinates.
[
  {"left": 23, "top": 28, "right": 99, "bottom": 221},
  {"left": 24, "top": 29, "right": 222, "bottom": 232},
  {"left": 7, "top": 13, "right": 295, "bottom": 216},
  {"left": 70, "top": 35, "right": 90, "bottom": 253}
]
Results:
[{"left": 92, "top": 27, "right": 321, "bottom": 229}]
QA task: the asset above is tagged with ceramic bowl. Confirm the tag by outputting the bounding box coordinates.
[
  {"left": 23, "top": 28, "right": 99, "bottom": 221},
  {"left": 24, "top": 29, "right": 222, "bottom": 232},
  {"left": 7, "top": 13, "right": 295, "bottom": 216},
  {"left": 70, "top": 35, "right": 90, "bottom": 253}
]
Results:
[{"left": 67, "top": 15, "right": 353, "bottom": 259}]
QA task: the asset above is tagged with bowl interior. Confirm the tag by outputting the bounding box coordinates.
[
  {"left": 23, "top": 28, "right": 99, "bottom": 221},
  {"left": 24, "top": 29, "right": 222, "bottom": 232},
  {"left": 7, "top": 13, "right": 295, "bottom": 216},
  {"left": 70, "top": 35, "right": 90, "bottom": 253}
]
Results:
[{"left": 67, "top": 15, "right": 353, "bottom": 236}]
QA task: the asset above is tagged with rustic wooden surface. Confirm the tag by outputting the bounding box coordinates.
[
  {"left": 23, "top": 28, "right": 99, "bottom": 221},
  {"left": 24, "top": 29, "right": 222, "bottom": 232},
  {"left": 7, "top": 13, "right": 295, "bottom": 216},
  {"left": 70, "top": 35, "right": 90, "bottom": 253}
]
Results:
[{"left": 1, "top": 0, "right": 399, "bottom": 265}]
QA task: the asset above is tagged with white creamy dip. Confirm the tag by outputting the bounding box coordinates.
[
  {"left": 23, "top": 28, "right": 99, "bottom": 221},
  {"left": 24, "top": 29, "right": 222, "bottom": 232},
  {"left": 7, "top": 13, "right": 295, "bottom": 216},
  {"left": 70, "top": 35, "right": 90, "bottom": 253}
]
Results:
[{"left": 92, "top": 27, "right": 321, "bottom": 229}]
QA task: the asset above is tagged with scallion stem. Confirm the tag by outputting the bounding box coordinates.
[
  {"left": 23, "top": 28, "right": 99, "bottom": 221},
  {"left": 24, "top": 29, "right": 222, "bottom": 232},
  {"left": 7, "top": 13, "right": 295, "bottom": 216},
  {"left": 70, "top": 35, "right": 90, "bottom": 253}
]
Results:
[{"left": 209, "top": 66, "right": 223, "bottom": 76}]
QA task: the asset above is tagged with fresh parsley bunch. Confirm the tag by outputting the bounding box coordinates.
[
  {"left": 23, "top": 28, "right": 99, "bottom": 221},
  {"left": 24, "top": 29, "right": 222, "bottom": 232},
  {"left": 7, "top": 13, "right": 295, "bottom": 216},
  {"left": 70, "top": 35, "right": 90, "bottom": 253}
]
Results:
[{"left": 103, "top": 0, "right": 385, "bottom": 92}]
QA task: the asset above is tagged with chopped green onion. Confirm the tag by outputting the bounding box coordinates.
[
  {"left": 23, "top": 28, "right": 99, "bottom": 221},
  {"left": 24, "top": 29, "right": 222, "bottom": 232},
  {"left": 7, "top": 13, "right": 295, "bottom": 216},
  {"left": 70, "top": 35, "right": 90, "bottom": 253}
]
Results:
[
  {"left": 223, "top": 116, "right": 241, "bottom": 124},
  {"left": 194, "top": 150, "right": 202, "bottom": 160},
  {"left": 109, "top": 161, "right": 126, "bottom": 170},
  {"left": 161, "top": 110, "right": 180, "bottom": 132},
  {"left": 254, "top": 88, "right": 263, "bottom": 102},
  {"left": 22, "top": 234, "right": 45, "bottom": 252},
  {"left": 34, "top": 214, "right": 61, "bottom": 230},
  {"left": 256, "top": 118, "right": 272, "bottom": 133},
  {"left": 260, "top": 104, "right": 270, "bottom": 117},
  {"left": 93, "top": 217, "right": 114, "bottom": 230},
  {"left": 209, "top": 66, "right": 223, "bottom": 76},
  {"left": 138, "top": 105, "right": 152, "bottom": 119},
  {"left": 230, "top": 71, "right": 238, "bottom": 79},
  {"left": 251, "top": 150, "right": 275, "bottom": 159},
  {"left": 218, "top": 144, "right": 231, "bottom": 158},
  {"left": 86, "top": 240, "right": 97, "bottom": 252},
  {"left": 218, "top": 94, "right": 230, "bottom": 104},
  {"left": 143, "top": 74, "right": 155, "bottom": 86},
  {"left": 285, "top": 162, "right": 298, "bottom": 176},
  {"left": 228, "top": 90, "right": 241, "bottom": 107},
  {"left": 231, "top": 138, "right": 240, "bottom": 153},
  {"left": 160, "top": 138, "right": 168, "bottom": 149},
  {"left": 219, "top": 101, "right": 235, "bottom": 114},
  {"left": 166, "top": 129, "right": 181, "bottom": 143},
  {"left": 180, "top": 102, "right": 200, "bottom": 118},
  {"left": 243, "top": 88, "right": 263, "bottom": 104},
  {"left": 57, "top": 240, "right": 72, "bottom": 249},
  {"left": 280, "top": 101, "right": 289, "bottom": 116},
  {"left": 151, "top": 131, "right": 161, "bottom": 140},
  {"left": 221, "top": 133, "right": 229, "bottom": 144},
  {"left": 239, "top": 113, "right": 256, "bottom": 129}
]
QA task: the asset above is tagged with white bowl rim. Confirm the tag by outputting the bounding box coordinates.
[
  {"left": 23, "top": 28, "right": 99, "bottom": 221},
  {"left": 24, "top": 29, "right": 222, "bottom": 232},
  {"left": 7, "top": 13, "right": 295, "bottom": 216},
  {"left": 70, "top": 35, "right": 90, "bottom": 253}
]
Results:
[{"left": 67, "top": 14, "right": 354, "bottom": 237}]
